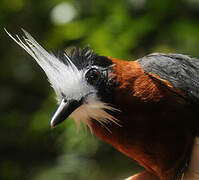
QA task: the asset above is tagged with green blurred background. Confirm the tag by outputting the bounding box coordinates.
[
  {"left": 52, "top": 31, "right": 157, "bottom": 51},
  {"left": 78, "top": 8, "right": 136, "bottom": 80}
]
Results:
[{"left": 1, "top": 0, "right": 199, "bottom": 179}]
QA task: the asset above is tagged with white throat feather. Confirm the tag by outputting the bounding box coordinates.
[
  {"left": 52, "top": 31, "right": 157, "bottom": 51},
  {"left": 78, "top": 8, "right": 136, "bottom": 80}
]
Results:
[{"left": 70, "top": 96, "right": 120, "bottom": 133}]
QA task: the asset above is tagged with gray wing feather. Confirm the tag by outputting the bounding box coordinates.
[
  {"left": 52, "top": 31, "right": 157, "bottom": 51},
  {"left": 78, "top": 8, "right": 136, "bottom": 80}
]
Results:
[{"left": 138, "top": 53, "right": 199, "bottom": 104}]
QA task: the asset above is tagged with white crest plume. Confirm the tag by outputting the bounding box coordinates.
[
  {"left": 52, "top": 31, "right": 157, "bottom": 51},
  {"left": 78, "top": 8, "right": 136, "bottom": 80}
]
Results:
[{"left": 5, "top": 29, "right": 92, "bottom": 102}]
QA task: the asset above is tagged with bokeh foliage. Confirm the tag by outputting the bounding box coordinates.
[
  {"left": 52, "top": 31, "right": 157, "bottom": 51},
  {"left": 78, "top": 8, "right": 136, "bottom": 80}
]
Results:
[{"left": 1, "top": 0, "right": 199, "bottom": 179}]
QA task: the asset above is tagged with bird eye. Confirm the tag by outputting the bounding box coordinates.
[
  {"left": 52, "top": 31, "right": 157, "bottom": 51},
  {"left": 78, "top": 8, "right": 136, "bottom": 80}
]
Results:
[{"left": 85, "top": 68, "right": 101, "bottom": 85}]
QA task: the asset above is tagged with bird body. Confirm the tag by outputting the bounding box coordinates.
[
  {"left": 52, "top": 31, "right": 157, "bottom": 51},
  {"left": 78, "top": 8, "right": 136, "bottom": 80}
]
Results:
[
  {"left": 6, "top": 30, "right": 199, "bottom": 180},
  {"left": 92, "top": 58, "right": 195, "bottom": 179}
]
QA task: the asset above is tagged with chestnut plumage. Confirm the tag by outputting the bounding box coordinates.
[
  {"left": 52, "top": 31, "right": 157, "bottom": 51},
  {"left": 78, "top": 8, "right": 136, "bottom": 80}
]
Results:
[{"left": 6, "top": 30, "right": 199, "bottom": 180}]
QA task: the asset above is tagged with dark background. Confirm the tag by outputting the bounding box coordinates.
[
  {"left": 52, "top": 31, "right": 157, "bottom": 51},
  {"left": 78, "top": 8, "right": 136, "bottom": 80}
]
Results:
[{"left": 1, "top": 0, "right": 199, "bottom": 179}]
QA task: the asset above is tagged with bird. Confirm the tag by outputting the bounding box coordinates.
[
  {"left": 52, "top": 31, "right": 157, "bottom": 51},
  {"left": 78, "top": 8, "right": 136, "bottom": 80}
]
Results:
[{"left": 6, "top": 29, "right": 199, "bottom": 180}]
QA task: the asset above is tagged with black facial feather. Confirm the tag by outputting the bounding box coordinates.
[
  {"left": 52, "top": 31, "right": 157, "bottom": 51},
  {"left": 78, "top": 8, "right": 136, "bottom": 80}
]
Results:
[
  {"left": 55, "top": 47, "right": 114, "bottom": 102},
  {"left": 56, "top": 47, "right": 112, "bottom": 70}
]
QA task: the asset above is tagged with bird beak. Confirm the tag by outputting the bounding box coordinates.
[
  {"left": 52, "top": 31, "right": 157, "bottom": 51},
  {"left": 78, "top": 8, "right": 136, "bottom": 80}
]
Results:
[{"left": 50, "top": 98, "right": 83, "bottom": 128}]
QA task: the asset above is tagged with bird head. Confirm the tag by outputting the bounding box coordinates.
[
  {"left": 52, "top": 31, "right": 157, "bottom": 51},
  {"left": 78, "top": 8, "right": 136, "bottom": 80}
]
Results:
[{"left": 6, "top": 29, "right": 119, "bottom": 131}]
